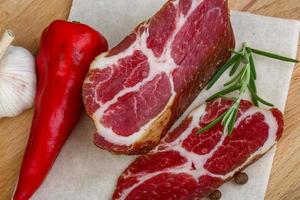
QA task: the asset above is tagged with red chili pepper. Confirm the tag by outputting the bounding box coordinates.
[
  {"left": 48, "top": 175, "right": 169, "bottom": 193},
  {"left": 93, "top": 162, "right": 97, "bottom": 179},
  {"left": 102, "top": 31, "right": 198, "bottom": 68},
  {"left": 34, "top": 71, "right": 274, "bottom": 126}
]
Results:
[{"left": 13, "top": 20, "right": 108, "bottom": 200}]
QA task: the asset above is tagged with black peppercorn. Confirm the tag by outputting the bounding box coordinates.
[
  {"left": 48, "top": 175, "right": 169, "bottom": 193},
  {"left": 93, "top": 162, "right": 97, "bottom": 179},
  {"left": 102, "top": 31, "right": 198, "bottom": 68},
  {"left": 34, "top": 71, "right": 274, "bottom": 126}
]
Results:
[
  {"left": 208, "top": 190, "right": 222, "bottom": 200},
  {"left": 234, "top": 172, "right": 248, "bottom": 184}
]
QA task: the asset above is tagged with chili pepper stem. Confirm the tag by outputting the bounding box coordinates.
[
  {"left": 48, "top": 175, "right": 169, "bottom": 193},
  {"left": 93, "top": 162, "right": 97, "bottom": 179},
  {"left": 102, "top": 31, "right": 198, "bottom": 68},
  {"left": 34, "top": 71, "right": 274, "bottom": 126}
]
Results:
[{"left": 0, "top": 30, "right": 15, "bottom": 60}]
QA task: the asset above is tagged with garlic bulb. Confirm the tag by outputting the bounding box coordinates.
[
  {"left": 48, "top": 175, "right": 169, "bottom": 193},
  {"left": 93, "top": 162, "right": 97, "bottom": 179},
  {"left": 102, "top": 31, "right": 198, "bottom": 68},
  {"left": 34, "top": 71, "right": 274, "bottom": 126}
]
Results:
[{"left": 0, "top": 30, "right": 36, "bottom": 118}]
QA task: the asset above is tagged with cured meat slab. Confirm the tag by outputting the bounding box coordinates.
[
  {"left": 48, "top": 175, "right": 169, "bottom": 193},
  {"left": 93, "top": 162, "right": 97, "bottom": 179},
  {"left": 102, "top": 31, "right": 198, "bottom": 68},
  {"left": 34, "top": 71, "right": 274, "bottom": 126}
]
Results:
[
  {"left": 113, "top": 98, "right": 284, "bottom": 199},
  {"left": 83, "top": 0, "right": 235, "bottom": 154}
]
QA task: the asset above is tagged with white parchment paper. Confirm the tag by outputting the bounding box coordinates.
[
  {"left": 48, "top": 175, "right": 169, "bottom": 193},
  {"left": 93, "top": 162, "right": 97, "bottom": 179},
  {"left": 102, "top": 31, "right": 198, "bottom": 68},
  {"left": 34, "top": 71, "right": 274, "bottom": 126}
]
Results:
[{"left": 32, "top": 1, "right": 299, "bottom": 199}]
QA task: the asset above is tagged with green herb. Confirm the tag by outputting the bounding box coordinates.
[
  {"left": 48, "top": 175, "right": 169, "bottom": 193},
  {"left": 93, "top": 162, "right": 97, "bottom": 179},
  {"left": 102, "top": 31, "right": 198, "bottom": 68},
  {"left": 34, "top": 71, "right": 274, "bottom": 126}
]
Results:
[
  {"left": 198, "top": 43, "right": 298, "bottom": 135},
  {"left": 248, "top": 47, "right": 299, "bottom": 63}
]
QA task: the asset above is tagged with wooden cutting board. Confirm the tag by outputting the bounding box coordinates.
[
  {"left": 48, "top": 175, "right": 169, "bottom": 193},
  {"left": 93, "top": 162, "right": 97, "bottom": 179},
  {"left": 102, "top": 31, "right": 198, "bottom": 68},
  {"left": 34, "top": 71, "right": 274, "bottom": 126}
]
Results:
[{"left": 0, "top": 0, "right": 299, "bottom": 199}]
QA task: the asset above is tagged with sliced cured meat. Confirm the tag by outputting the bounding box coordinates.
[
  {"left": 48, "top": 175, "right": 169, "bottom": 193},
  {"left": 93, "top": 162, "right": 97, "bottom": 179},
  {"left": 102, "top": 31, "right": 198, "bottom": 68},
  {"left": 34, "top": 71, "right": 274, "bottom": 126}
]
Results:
[
  {"left": 113, "top": 98, "right": 284, "bottom": 200},
  {"left": 83, "top": 0, "right": 235, "bottom": 154}
]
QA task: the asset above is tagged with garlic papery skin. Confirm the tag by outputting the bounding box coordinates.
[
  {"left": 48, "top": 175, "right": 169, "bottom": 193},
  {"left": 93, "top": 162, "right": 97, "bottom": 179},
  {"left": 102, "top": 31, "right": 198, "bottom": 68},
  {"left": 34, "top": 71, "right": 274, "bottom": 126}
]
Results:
[{"left": 0, "top": 30, "right": 36, "bottom": 118}]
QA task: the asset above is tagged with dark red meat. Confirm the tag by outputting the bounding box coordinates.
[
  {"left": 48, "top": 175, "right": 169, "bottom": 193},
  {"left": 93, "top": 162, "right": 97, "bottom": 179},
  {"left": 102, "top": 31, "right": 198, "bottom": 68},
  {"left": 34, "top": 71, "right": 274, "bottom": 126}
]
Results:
[
  {"left": 113, "top": 98, "right": 284, "bottom": 199},
  {"left": 83, "top": 0, "right": 235, "bottom": 154}
]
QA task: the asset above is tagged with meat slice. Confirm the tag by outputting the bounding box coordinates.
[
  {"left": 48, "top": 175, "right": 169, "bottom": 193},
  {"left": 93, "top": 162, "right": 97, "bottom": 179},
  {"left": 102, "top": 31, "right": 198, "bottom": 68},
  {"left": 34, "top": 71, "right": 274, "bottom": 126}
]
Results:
[
  {"left": 83, "top": 0, "right": 235, "bottom": 154},
  {"left": 113, "top": 98, "right": 284, "bottom": 200}
]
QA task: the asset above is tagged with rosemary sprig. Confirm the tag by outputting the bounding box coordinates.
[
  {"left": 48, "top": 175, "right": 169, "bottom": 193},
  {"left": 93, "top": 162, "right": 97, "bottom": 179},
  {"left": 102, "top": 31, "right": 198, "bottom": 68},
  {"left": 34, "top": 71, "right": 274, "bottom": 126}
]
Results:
[{"left": 198, "top": 43, "right": 298, "bottom": 135}]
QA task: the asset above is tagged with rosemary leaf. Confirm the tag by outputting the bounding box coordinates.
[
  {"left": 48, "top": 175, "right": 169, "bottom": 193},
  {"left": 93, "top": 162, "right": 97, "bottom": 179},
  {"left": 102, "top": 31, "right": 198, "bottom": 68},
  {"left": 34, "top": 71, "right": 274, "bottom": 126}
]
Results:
[
  {"left": 207, "top": 53, "right": 241, "bottom": 89},
  {"left": 224, "top": 67, "right": 245, "bottom": 86},
  {"left": 249, "top": 76, "right": 258, "bottom": 106},
  {"left": 250, "top": 94, "right": 258, "bottom": 106},
  {"left": 206, "top": 85, "right": 240, "bottom": 102},
  {"left": 221, "top": 108, "right": 235, "bottom": 135},
  {"left": 229, "top": 54, "right": 243, "bottom": 76},
  {"left": 227, "top": 107, "right": 239, "bottom": 136},
  {"left": 197, "top": 112, "right": 226, "bottom": 134},
  {"left": 247, "top": 50, "right": 257, "bottom": 80},
  {"left": 222, "top": 107, "right": 235, "bottom": 127},
  {"left": 249, "top": 76, "right": 257, "bottom": 93},
  {"left": 248, "top": 86, "right": 274, "bottom": 107},
  {"left": 249, "top": 90, "right": 258, "bottom": 106},
  {"left": 248, "top": 47, "right": 299, "bottom": 63}
]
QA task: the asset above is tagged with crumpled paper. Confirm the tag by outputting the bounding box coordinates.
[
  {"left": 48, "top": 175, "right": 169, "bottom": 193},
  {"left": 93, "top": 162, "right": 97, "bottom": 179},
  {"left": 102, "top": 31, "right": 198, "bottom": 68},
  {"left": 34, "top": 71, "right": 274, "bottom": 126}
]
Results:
[{"left": 32, "top": 0, "right": 300, "bottom": 199}]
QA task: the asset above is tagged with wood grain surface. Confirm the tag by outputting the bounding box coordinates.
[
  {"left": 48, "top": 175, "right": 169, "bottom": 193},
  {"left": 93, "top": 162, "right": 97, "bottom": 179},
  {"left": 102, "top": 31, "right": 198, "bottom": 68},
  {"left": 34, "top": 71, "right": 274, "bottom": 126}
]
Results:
[{"left": 0, "top": 0, "right": 299, "bottom": 199}]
